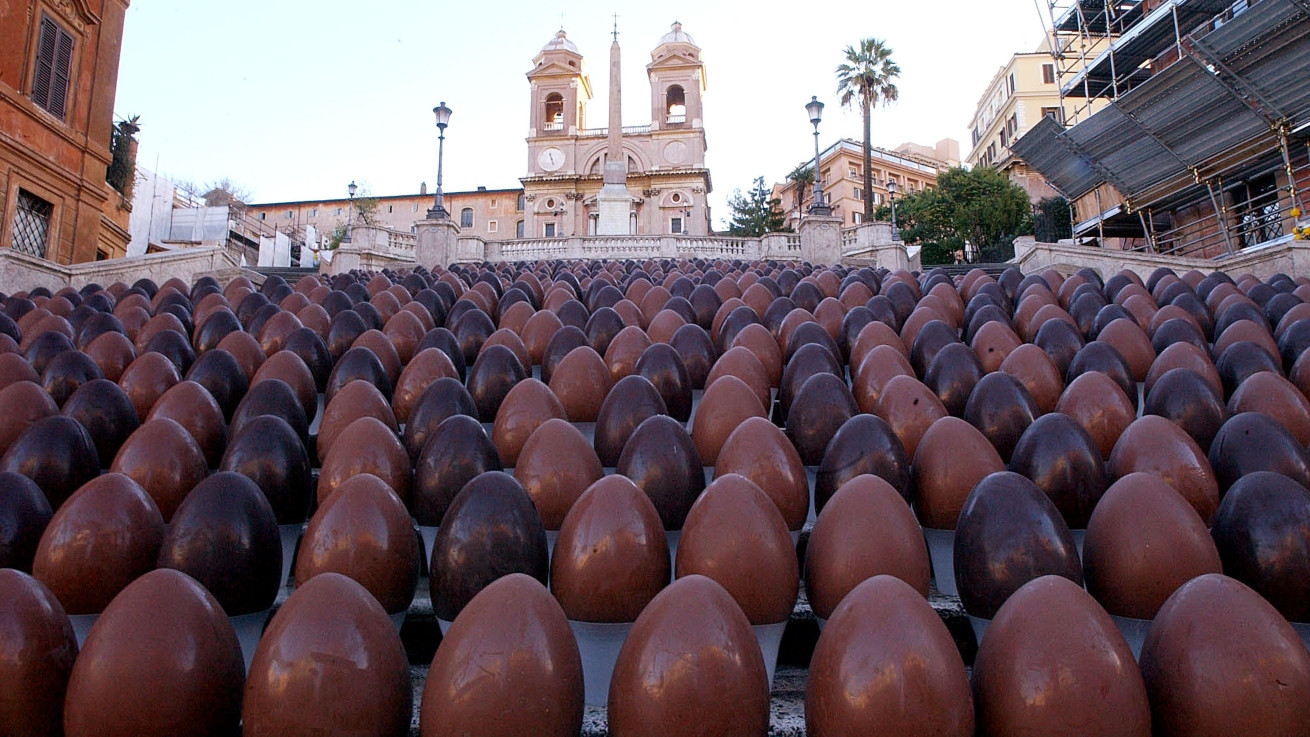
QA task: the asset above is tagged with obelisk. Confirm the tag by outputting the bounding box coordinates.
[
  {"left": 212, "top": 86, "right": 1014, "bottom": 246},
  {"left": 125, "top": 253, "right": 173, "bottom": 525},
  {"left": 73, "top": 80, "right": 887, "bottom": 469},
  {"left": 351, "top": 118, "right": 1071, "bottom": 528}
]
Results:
[{"left": 595, "top": 21, "right": 631, "bottom": 235}]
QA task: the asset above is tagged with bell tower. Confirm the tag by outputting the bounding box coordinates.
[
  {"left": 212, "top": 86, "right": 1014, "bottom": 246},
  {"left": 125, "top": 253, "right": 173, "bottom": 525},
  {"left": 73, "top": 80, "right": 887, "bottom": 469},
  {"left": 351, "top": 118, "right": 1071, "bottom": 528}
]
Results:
[
  {"left": 648, "top": 22, "right": 706, "bottom": 133},
  {"left": 526, "top": 30, "right": 591, "bottom": 147}
]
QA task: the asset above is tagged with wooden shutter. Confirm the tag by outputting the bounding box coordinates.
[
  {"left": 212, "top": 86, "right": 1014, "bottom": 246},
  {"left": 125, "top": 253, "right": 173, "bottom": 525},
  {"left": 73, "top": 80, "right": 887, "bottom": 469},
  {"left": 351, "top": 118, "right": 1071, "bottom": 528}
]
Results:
[{"left": 31, "top": 15, "right": 74, "bottom": 120}]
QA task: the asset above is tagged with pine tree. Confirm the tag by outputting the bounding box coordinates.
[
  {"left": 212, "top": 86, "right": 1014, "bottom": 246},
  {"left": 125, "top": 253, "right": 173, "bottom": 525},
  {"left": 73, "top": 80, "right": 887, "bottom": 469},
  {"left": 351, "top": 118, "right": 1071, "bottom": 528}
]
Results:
[{"left": 727, "top": 176, "right": 788, "bottom": 237}]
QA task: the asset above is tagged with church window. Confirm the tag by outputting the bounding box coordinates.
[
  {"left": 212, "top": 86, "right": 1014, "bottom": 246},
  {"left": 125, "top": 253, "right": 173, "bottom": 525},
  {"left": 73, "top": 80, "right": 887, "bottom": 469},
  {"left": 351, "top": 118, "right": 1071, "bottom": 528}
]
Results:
[
  {"left": 31, "top": 14, "right": 74, "bottom": 121},
  {"left": 516, "top": 220, "right": 524, "bottom": 238},
  {"left": 544, "top": 222, "right": 556, "bottom": 237},
  {"left": 671, "top": 217, "right": 684, "bottom": 234},
  {"left": 666, "top": 85, "right": 686, "bottom": 123},
  {"left": 544, "top": 93, "right": 565, "bottom": 130},
  {"left": 460, "top": 208, "right": 473, "bottom": 228}
]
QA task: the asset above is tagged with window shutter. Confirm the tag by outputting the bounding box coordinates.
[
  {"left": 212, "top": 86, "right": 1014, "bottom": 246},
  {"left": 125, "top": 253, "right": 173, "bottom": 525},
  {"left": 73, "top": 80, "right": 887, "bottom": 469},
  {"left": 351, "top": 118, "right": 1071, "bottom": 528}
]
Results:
[
  {"left": 49, "top": 28, "right": 74, "bottom": 119},
  {"left": 31, "top": 17, "right": 57, "bottom": 111}
]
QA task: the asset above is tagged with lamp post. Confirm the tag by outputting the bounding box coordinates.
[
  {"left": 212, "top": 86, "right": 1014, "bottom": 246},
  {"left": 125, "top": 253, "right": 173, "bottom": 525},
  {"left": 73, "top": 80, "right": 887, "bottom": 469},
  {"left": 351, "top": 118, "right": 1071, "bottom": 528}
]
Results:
[
  {"left": 806, "top": 96, "right": 832, "bottom": 217},
  {"left": 427, "top": 101, "right": 452, "bottom": 220},
  {"left": 887, "top": 178, "right": 899, "bottom": 240},
  {"left": 343, "top": 180, "right": 357, "bottom": 243}
]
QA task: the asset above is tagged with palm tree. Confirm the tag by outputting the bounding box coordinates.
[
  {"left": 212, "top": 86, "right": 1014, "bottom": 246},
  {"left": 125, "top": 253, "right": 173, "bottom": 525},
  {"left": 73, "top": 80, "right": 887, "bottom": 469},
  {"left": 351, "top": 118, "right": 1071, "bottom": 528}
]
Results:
[
  {"left": 836, "top": 38, "right": 901, "bottom": 221},
  {"left": 786, "top": 163, "right": 814, "bottom": 225}
]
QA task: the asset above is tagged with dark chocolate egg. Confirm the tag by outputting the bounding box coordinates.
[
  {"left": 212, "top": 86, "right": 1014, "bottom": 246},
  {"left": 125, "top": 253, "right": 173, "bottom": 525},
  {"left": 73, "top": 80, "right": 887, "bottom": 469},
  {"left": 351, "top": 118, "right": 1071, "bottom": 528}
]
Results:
[
  {"left": 392, "top": 347, "right": 458, "bottom": 424},
  {"left": 617, "top": 415, "right": 705, "bottom": 530},
  {"left": 954, "top": 472, "right": 1082, "bottom": 619},
  {"left": 146, "top": 380, "right": 227, "bottom": 467},
  {"left": 1228, "top": 371, "right": 1310, "bottom": 446},
  {"left": 0, "top": 569, "right": 77, "bottom": 736},
  {"left": 0, "top": 471, "right": 51, "bottom": 572},
  {"left": 1208, "top": 411, "right": 1310, "bottom": 493},
  {"left": 157, "top": 471, "right": 281, "bottom": 615},
  {"left": 467, "top": 343, "right": 526, "bottom": 422},
  {"left": 1056, "top": 371, "right": 1136, "bottom": 460},
  {"left": 714, "top": 416, "right": 810, "bottom": 530},
  {"left": 786, "top": 372, "right": 858, "bottom": 466},
  {"left": 584, "top": 306, "right": 626, "bottom": 356},
  {"left": 111, "top": 417, "right": 208, "bottom": 521},
  {"left": 915, "top": 416, "right": 1006, "bottom": 531},
  {"left": 220, "top": 415, "right": 311, "bottom": 524},
  {"left": 514, "top": 418, "right": 603, "bottom": 530},
  {"left": 429, "top": 471, "right": 548, "bottom": 621},
  {"left": 962, "top": 372, "right": 1037, "bottom": 462},
  {"left": 692, "top": 374, "right": 766, "bottom": 466},
  {"left": 1144, "top": 368, "right": 1228, "bottom": 451},
  {"left": 326, "top": 345, "right": 393, "bottom": 405},
  {"left": 64, "top": 569, "right": 243, "bottom": 737},
  {"left": 315, "top": 379, "right": 394, "bottom": 461},
  {"left": 1009, "top": 412, "right": 1108, "bottom": 529},
  {"left": 185, "top": 348, "right": 248, "bottom": 420},
  {"left": 0, "top": 380, "right": 59, "bottom": 459},
  {"left": 607, "top": 574, "right": 769, "bottom": 737},
  {"left": 317, "top": 416, "right": 411, "bottom": 506},
  {"left": 675, "top": 474, "right": 799, "bottom": 624},
  {"left": 1215, "top": 340, "right": 1281, "bottom": 398},
  {"left": 1033, "top": 318, "right": 1085, "bottom": 376},
  {"left": 296, "top": 474, "right": 420, "bottom": 614},
  {"left": 973, "top": 575, "right": 1149, "bottom": 737},
  {"left": 117, "top": 351, "right": 180, "bottom": 423},
  {"left": 814, "top": 413, "right": 911, "bottom": 511},
  {"left": 414, "top": 415, "right": 502, "bottom": 527},
  {"left": 32, "top": 473, "right": 164, "bottom": 615},
  {"left": 251, "top": 349, "right": 318, "bottom": 423},
  {"left": 243, "top": 572, "right": 411, "bottom": 737},
  {"left": 1211, "top": 471, "right": 1310, "bottom": 622},
  {"left": 1110, "top": 415, "right": 1220, "bottom": 524},
  {"left": 491, "top": 378, "right": 565, "bottom": 467},
  {"left": 1141, "top": 574, "right": 1310, "bottom": 737},
  {"left": 403, "top": 376, "right": 477, "bottom": 458},
  {"left": 924, "top": 341, "right": 984, "bottom": 417},
  {"left": 806, "top": 476, "right": 931, "bottom": 619},
  {"left": 594, "top": 375, "right": 668, "bottom": 466},
  {"left": 2, "top": 414, "right": 99, "bottom": 510},
  {"left": 40, "top": 349, "right": 104, "bottom": 407},
  {"left": 1084, "top": 472, "right": 1221, "bottom": 619},
  {"left": 549, "top": 345, "right": 612, "bottom": 422},
  {"left": 420, "top": 574, "right": 583, "bottom": 737}
]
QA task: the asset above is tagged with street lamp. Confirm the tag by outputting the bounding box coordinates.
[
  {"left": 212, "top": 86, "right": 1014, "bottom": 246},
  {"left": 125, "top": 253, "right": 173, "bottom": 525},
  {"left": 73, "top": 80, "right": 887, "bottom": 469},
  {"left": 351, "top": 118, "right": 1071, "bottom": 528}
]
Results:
[
  {"left": 806, "top": 96, "right": 832, "bottom": 217},
  {"left": 427, "top": 101, "right": 452, "bottom": 220},
  {"left": 343, "top": 180, "right": 357, "bottom": 243},
  {"left": 887, "top": 178, "right": 900, "bottom": 240}
]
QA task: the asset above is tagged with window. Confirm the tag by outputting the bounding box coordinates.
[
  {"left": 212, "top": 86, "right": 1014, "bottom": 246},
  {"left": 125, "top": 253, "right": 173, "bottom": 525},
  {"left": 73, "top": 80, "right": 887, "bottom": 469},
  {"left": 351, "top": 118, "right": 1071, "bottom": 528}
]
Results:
[
  {"left": 1043, "top": 64, "right": 1056, "bottom": 84},
  {"left": 387, "top": 205, "right": 393, "bottom": 213},
  {"left": 848, "top": 164, "right": 860, "bottom": 179},
  {"left": 31, "top": 15, "right": 74, "bottom": 120},
  {"left": 544, "top": 93, "right": 564, "bottom": 130},
  {"left": 1008, "top": 73, "right": 1016, "bottom": 95},
  {"left": 1001, "top": 128, "right": 1009, "bottom": 147},
  {"left": 671, "top": 217, "right": 683, "bottom": 234},
  {"left": 310, "top": 208, "right": 318, "bottom": 217},
  {"left": 666, "top": 85, "right": 686, "bottom": 123},
  {"left": 335, "top": 207, "right": 342, "bottom": 216},
  {"left": 854, "top": 188, "right": 863, "bottom": 201},
  {"left": 1041, "top": 106, "right": 1064, "bottom": 124},
  {"left": 853, "top": 212, "right": 863, "bottom": 224},
  {"left": 412, "top": 202, "right": 419, "bottom": 212},
  {"left": 516, "top": 194, "right": 525, "bottom": 211},
  {"left": 544, "top": 222, "right": 556, "bottom": 237},
  {"left": 287, "top": 210, "right": 294, "bottom": 219},
  {"left": 259, "top": 213, "right": 266, "bottom": 220},
  {"left": 460, "top": 208, "right": 473, "bottom": 228},
  {"left": 488, "top": 221, "right": 498, "bottom": 233},
  {"left": 11, "top": 190, "right": 54, "bottom": 257},
  {"left": 516, "top": 220, "right": 524, "bottom": 239}
]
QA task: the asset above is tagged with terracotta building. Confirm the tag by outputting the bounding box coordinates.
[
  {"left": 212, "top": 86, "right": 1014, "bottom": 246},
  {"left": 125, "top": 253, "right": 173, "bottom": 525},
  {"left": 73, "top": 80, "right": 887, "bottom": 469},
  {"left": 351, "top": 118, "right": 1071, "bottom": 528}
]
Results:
[{"left": 1, "top": 0, "right": 133, "bottom": 264}]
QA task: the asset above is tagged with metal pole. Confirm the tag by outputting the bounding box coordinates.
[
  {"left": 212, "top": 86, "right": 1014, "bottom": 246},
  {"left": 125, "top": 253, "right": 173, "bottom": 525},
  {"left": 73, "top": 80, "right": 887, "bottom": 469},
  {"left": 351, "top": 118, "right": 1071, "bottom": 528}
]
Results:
[
  {"left": 810, "top": 130, "right": 831, "bottom": 216},
  {"left": 344, "top": 190, "right": 354, "bottom": 243},
  {"left": 1206, "top": 178, "right": 1237, "bottom": 255},
  {"left": 429, "top": 128, "right": 448, "bottom": 219},
  {"left": 889, "top": 190, "right": 899, "bottom": 240}
]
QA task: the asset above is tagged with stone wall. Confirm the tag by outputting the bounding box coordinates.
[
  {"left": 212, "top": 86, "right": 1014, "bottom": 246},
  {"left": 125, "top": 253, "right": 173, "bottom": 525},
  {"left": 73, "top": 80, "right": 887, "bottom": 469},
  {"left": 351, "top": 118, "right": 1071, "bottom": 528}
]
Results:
[
  {"left": 0, "top": 241, "right": 252, "bottom": 293},
  {"left": 1011, "top": 235, "right": 1310, "bottom": 281}
]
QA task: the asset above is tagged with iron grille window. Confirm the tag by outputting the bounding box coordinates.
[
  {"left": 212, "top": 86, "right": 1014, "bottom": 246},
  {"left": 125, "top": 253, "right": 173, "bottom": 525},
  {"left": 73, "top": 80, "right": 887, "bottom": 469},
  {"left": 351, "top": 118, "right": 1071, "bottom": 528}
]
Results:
[
  {"left": 12, "top": 190, "right": 54, "bottom": 258},
  {"left": 31, "top": 15, "right": 75, "bottom": 120}
]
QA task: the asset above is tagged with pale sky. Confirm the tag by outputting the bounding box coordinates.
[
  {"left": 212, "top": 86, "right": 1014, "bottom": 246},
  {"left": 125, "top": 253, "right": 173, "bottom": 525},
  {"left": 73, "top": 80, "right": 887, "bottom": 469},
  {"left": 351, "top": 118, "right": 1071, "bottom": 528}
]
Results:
[{"left": 114, "top": 0, "right": 1050, "bottom": 229}]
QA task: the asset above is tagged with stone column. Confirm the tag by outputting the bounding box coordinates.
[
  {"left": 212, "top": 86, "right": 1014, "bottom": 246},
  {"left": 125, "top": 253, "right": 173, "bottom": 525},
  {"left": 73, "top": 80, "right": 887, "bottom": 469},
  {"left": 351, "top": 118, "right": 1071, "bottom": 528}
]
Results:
[
  {"left": 415, "top": 219, "right": 460, "bottom": 269},
  {"left": 800, "top": 214, "right": 843, "bottom": 266}
]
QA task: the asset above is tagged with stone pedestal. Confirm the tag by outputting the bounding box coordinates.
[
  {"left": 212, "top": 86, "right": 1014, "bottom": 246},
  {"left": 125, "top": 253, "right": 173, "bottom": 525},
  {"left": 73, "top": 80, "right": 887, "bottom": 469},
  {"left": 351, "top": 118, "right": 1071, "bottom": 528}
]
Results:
[
  {"left": 596, "top": 162, "right": 631, "bottom": 236},
  {"left": 416, "top": 218, "right": 461, "bottom": 269},
  {"left": 800, "top": 214, "right": 843, "bottom": 266}
]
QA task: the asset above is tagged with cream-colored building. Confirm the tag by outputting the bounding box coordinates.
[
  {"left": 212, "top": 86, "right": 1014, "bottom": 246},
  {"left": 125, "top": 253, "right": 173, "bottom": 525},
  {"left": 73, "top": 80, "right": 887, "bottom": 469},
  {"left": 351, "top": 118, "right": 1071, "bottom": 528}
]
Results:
[{"left": 772, "top": 139, "right": 956, "bottom": 230}]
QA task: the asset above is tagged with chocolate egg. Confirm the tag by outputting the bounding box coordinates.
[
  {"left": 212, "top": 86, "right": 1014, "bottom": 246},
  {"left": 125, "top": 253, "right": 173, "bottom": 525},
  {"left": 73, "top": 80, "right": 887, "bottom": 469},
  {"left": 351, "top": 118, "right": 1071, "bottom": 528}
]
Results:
[
  {"left": 403, "top": 376, "right": 477, "bottom": 459},
  {"left": 243, "top": 572, "right": 410, "bottom": 737},
  {"left": 1208, "top": 411, "right": 1310, "bottom": 493},
  {"left": 41, "top": 349, "right": 104, "bottom": 407},
  {"left": 999, "top": 343, "right": 1064, "bottom": 414},
  {"left": 0, "top": 569, "right": 77, "bottom": 736},
  {"left": 1098, "top": 317, "right": 1155, "bottom": 381},
  {"left": 549, "top": 345, "right": 612, "bottom": 422},
  {"left": 675, "top": 474, "right": 799, "bottom": 624},
  {"left": 32, "top": 473, "right": 164, "bottom": 615},
  {"left": 1033, "top": 317, "right": 1085, "bottom": 376},
  {"left": 1211, "top": 471, "right": 1310, "bottom": 622},
  {"left": 111, "top": 417, "right": 208, "bottom": 521},
  {"left": 0, "top": 471, "right": 51, "bottom": 572},
  {"left": 296, "top": 474, "right": 419, "bottom": 614},
  {"left": 924, "top": 341, "right": 984, "bottom": 417},
  {"left": 632, "top": 342, "right": 693, "bottom": 421},
  {"left": 851, "top": 344, "right": 915, "bottom": 413},
  {"left": 147, "top": 380, "right": 227, "bottom": 467},
  {"left": 491, "top": 378, "right": 565, "bottom": 467},
  {"left": 421, "top": 574, "right": 583, "bottom": 737},
  {"left": 185, "top": 348, "right": 249, "bottom": 420},
  {"left": 220, "top": 415, "right": 312, "bottom": 524},
  {"left": 873, "top": 374, "right": 949, "bottom": 460},
  {"left": 429, "top": 471, "right": 548, "bottom": 621},
  {"left": 315, "top": 379, "right": 394, "bottom": 461},
  {"left": 64, "top": 569, "right": 243, "bottom": 737},
  {"left": 584, "top": 306, "right": 626, "bottom": 356},
  {"left": 0, "top": 380, "right": 59, "bottom": 458},
  {"left": 551, "top": 475, "right": 670, "bottom": 621},
  {"left": 2, "top": 414, "right": 99, "bottom": 510},
  {"left": 1009, "top": 412, "right": 1108, "bottom": 529},
  {"left": 594, "top": 375, "right": 668, "bottom": 466},
  {"left": 806, "top": 476, "right": 931, "bottom": 619},
  {"left": 692, "top": 374, "right": 766, "bottom": 466},
  {"left": 0, "top": 352, "right": 40, "bottom": 391},
  {"left": 1141, "top": 574, "right": 1310, "bottom": 737},
  {"left": 317, "top": 416, "right": 411, "bottom": 506},
  {"left": 1144, "top": 368, "right": 1228, "bottom": 451},
  {"left": 251, "top": 349, "right": 318, "bottom": 422},
  {"left": 1056, "top": 371, "right": 1136, "bottom": 460},
  {"left": 414, "top": 415, "right": 502, "bottom": 527},
  {"left": 814, "top": 413, "right": 911, "bottom": 511},
  {"left": 157, "top": 471, "right": 281, "bottom": 615},
  {"left": 117, "top": 351, "right": 180, "bottom": 422},
  {"left": 467, "top": 343, "right": 527, "bottom": 422},
  {"left": 918, "top": 414, "right": 1010, "bottom": 532},
  {"left": 216, "top": 329, "right": 265, "bottom": 381},
  {"left": 729, "top": 322, "right": 783, "bottom": 388},
  {"left": 787, "top": 372, "right": 858, "bottom": 466},
  {"left": 1084, "top": 472, "right": 1221, "bottom": 619},
  {"left": 1110, "top": 415, "right": 1220, "bottom": 524},
  {"left": 417, "top": 326, "right": 467, "bottom": 381},
  {"left": 514, "top": 418, "right": 603, "bottom": 530},
  {"left": 617, "top": 415, "right": 705, "bottom": 530},
  {"left": 962, "top": 372, "right": 1038, "bottom": 462},
  {"left": 714, "top": 416, "right": 810, "bottom": 530},
  {"left": 954, "top": 472, "right": 1082, "bottom": 619},
  {"left": 325, "top": 344, "right": 392, "bottom": 405},
  {"left": 392, "top": 346, "right": 458, "bottom": 424},
  {"left": 779, "top": 342, "right": 842, "bottom": 419},
  {"left": 1228, "top": 371, "right": 1310, "bottom": 446},
  {"left": 603, "top": 325, "right": 653, "bottom": 383},
  {"left": 607, "top": 574, "right": 769, "bottom": 737},
  {"left": 973, "top": 575, "right": 1149, "bottom": 737},
  {"left": 971, "top": 319, "right": 1022, "bottom": 373}
]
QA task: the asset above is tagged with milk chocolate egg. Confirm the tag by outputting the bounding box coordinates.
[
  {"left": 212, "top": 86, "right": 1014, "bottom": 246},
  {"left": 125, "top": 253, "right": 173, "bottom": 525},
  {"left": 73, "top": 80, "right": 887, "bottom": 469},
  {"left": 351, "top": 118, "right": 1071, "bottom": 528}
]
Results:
[
  {"left": 692, "top": 375, "right": 766, "bottom": 466},
  {"left": 0, "top": 471, "right": 51, "bottom": 572},
  {"left": 603, "top": 325, "right": 653, "bottom": 383},
  {"left": 1098, "top": 317, "right": 1155, "bottom": 381},
  {"left": 392, "top": 347, "right": 458, "bottom": 425},
  {"left": 551, "top": 476, "right": 670, "bottom": 621},
  {"left": 251, "top": 350, "right": 318, "bottom": 424},
  {"left": 714, "top": 416, "right": 810, "bottom": 530},
  {"left": 514, "top": 418, "right": 603, "bottom": 530},
  {"left": 806, "top": 476, "right": 931, "bottom": 619},
  {"left": 111, "top": 417, "right": 208, "bottom": 521},
  {"left": 147, "top": 380, "right": 227, "bottom": 468},
  {"left": 607, "top": 575, "right": 769, "bottom": 737},
  {"left": 787, "top": 372, "right": 858, "bottom": 466},
  {"left": 1141, "top": 574, "right": 1310, "bottom": 737},
  {"left": 779, "top": 342, "right": 842, "bottom": 419},
  {"left": 814, "top": 413, "right": 911, "bottom": 511},
  {"left": 0, "top": 352, "right": 39, "bottom": 391},
  {"left": 971, "top": 319, "right": 1022, "bottom": 373},
  {"left": 429, "top": 471, "right": 548, "bottom": 621},
  {"left": 296, "top": 474, "right": 419, "bottom": 614},
  {"left": 549, "top": 345, "right": 612, "bottom": 422},
  {"left": 317, "top": 416, "right": 411, "bottom": 506},
  {"left": 216, "top": 329, "right": 264, "bottom": 381},
  {"left": 954, "top": 472, "right": 1082, "bottom": 619},
  {"left": 521, "top": 309, "right": 564, "bottom": 366},
  {"left": 807, "top": 575, "right": 973, "bottom": 737},
  {"left": 872, "top": 375, "right": 949, "bottom": 460},
  {"left": 917, "top": 416, "right": 1008, "bottom": 532},
  {"left": 421, "top": 574, "right": 583, "bottom": 737},
  {"left": 973, "top": 575, "right": 1149, "bottom": 737},
  {"left": 1056, "top": 371, "right": 1135, "bottom": 460},
  {"left": 1211, "top": 472, "right": 1310, "bottom": 622},
  {"left": 851, "top": 344, "right": 914, "bottom": 413},
  {"left": 243, "top": 572, "right": 411, "bottom": 737},
  {"left": 2, "top": 414, "right": 99, "bottom": 510},
  {"left": 1084, "top": 472, "right": 1221, "bottom": 619},
  {"left": 0, "top": 380, "right": 58, "bottom": 459},
  {"left": 675, "top": 474, "right": 799, "bottom": 624},
  {"left": 32, "top": 473, "right": 164, "bottom": 615},
  {"left": 617, "top": 415, "right": 705, "bottom": 530},
  {"left": 64, "top": 569, "right": 243, "bottom": 737},
  {"left": 1228, "top": 372, "right": 1310, "bottom": 445},
  {"left": 118, "top": 351, "right": 180, "bottom": 421},
  {"left": 1110, "top": 415, "right": 1220, "bottom": 524},
  {"left": 594, "top": 375, "right": 668, "bottom": 466},
  {"left": 414, "top": 415, "right": 502, "bottom": 526},
  {"left": 220, "top": 415, "right": 311, "bottom": 524},
  {"left": 1009, "top": 412, "right": 1108, "bottom": 529},
  {"left": 491, "top": 378, "right": 565, "bottom": 467},
  {"left": 157, "top": 471, "right": 281, "bottom": 615},
  {"left": 999, "top": 343, "right": 1064, "bottom": 414},
  {"left": 1208, "top": 411, "right": 1310, "bottom": 493},
  {"left": 0, "top": 569, "right": 77, "bottom": 737},
  {"left": 403, "top": 376, "right": 477, "bottom": 458}
]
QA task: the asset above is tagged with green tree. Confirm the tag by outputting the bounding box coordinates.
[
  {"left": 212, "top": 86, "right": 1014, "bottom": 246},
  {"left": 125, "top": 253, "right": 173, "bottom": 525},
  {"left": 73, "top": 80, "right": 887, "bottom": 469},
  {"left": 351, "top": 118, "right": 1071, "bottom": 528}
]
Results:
[
  {"left": 1033, "top": 196, "right": 1073, "bottom": 242},
  {"left": 785, "top": 163, "right": 814, "bottom": 220},
  {"left": 836, "top": 38, "right": 900, "bottom": 221},
  {"left": 106, "top": 115, "right": 140, "bottom": 198},
  {"left": 728, "top": 176, "right": 788, "bottom": 237},
  {"left": 875, "top": 167, "right": 1031, "bottom": 264}
]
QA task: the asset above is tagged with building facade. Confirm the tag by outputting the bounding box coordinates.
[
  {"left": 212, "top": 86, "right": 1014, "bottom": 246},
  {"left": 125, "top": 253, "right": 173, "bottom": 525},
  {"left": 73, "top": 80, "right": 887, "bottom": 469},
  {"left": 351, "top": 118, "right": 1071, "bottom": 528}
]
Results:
[{"left": 1, "top": 0, "right": 133, "bottom": 264}]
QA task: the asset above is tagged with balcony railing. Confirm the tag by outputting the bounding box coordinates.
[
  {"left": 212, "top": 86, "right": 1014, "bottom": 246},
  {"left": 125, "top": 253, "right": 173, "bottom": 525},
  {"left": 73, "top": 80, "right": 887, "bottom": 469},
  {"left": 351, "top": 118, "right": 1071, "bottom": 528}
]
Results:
[
  {"left": 579, "top": 124, "right": 654, "bottom": 138},
  {"left": 666, "top": 114, "right": 686, "bottom": 124}
]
